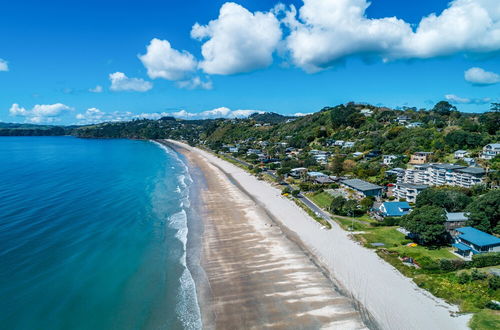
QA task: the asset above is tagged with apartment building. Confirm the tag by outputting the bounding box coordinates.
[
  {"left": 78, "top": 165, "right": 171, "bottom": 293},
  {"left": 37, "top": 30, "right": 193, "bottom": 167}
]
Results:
[
  {"left": 396, "top": 163, "right": 486, "bottom": 188},
  {"left": 393, "top": 183, "right": 429, "bottom": 203}
]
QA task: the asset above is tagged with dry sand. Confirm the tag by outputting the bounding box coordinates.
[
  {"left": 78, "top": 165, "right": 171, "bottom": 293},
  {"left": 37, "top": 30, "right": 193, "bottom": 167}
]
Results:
[{"left": 165, "top": 140, "right": 471, "bottom": 330}]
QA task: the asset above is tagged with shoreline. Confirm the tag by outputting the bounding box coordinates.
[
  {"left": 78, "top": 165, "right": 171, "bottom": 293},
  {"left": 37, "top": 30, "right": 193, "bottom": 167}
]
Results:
[
  {"left": 162, "top": 140, "right": 370, "bottom": 329},
  {"left": 163, "top": 139, "right": 472, "bottom": 330}
]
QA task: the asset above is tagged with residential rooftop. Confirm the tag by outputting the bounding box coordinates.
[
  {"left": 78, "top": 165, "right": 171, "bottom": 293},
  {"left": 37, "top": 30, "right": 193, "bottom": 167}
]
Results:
[
  {"left": 341, "top": 179, "right": 382, "bottom": 192},
  {"left": 456, "top": 227, "right": 500, "bottom": 247}
]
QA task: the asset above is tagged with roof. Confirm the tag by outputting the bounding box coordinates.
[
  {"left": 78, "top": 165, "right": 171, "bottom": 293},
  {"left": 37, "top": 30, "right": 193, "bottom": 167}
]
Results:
[
  {"left": 455, "top": 150, "right": 468, "bottom": 153},
  {"left": 381, "top": 202, "right": 411, "bottom": 217},
  {"left": 456, "top": 167, "right": 486, "bottom": 175},
  {"left": 446, "top": 212, "right": 468, "bottom": 222},
  {"left": 308, "top": 171, "right": 327, "bottom": 177},
  {"left": 396, "top": 183, "right": 429, "bottom": 190},
  {"left": 341, "top": 179, "right": 382, "bottom": 192},
  {"left": 452, "top": 242, "right": 471, "bottom": 251},
  {"left": 485, "top": 143, "right": 500, "bottom": 149},
  {"left": 456, "top": 227, "right": 500, "bottom": 247},
  {"left": 431, "top": 163, "right": 465, "bottom": 170},
  {"left": 315, "top": 176, "right": 334, "bottom": 184}
]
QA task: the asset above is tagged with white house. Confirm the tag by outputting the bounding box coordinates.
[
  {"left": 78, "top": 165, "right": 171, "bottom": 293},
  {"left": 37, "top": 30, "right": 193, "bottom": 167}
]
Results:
[
  {"left": 406, "top": 122, "right": 423, "bottom": 128},
  {"left": 343, "top": 141, "right": 356, "bottom": 148},
  {"left": 481, "top": 143, "right": 500, "bottom": 160},
  {"left": 360, "top": 109, "right": 373, "bottom": 117},
  {"left": 383, "top": 155, "right": 399, "bottom": 166},
  {"left": 393, "top": 183, "right": 429, "bottom": 203},
  {"left": 454, "top": 150, "right": 469, "bottom": 159}
]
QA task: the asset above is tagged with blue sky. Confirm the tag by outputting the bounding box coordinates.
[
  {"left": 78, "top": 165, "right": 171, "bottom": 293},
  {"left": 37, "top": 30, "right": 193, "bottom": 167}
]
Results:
[{"left": 1, "top": 0, "right": 499, "bottom": 124}]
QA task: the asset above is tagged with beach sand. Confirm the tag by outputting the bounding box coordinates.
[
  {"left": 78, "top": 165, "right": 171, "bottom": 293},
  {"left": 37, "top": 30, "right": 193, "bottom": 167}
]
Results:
[
  {"left": 164, "top": 140, "right": 471, "bottom": 330},
  {"left": 165, "top": 141, "right": 369, "bottom": 330}
]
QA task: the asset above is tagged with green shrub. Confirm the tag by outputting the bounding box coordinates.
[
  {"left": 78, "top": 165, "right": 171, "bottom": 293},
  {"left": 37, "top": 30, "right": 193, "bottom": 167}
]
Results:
[
  {"left": 458, "top": 272, "right": 471, "bottom": 284},
  {"left": 485, "top": 300, "right": 500, "bottom": 310},
  {"left": 291, "top": 189, "right": 300, "bottom": 197},
  {"left": 471, "top": 252, "right": 500, "bottom": 268},
  {"left": 439, "top": 258, "right": 468, "bottom": 271},
  {"left": 471, "top": 269, "right": 487, "bottom": 281},
  {"left": 418, "top": 256, "right": 439, "bottom": 271},
  {"left": 489, "top": 276, "right": 500, "bottom": 290}
]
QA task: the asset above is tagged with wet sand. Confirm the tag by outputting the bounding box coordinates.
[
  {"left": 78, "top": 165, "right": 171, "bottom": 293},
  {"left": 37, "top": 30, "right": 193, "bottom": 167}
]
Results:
[{"left": 165, "top": 141, "right": 369, "bottom": 330}]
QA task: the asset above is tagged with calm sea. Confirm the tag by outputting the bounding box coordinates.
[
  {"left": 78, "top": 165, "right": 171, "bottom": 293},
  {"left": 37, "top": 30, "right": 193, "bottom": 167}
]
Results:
[{"left": 0, "top": 137, "right": 201, "bottom": 330}]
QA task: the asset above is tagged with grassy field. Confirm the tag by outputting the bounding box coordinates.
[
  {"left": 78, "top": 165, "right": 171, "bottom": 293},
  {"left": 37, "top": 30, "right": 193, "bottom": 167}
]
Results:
[
  {"left": 307, "top": 191, "right": 333, "bottom": 210},
  {"left": 470, "top": 310, "right": 500, "bottom": 330}
]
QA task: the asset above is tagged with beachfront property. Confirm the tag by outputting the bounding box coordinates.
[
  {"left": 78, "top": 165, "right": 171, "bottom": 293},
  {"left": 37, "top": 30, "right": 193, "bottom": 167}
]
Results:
[
  {"left": 409, "top": 152, "right": 433, "bottom": 164},
  {"left": 454, "top": 150, "right": 469, "bottom": 159},
  {"left": 340, "top": 179, "right": 383, "bottom": 199},
  {"left": 392, "top": 182, "right": 429, "bottom": 203},
  {"left": 377, "top": 201, "right": 411, "bottom": 217},
  {"left": 396, "top": 163, "right": 487, "bottom": 188},
  {"left": 481, "top": 143, "right": 500, "bottom": 160},
  {"left": 445, "top": 212, "right": 469, "bottom": 234},
  {"left": 452, "top": 227, "right": 500, "bottom": 259}
]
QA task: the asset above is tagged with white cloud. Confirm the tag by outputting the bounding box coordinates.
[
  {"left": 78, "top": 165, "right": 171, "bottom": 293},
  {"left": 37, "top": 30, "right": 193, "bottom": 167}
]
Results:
[
  {"left": 191, "top": 2, "right": 282, "bottom": 75},
  {"left": 89, "top": 85, "right": 103, "bottom": 93},
  {"left": 161, "top": 107, "right": 264, "bottom": 119},
  {"left": 76, "top": 108, "right": 136, "bottom": 124},
  {"left": 445, "top": 94, "right": 492, "bottom": 104},
  {"left": 177, "top": 76, "right": 213, "bottom": 90},
  {"left": 293, "top": 112, "right": 312, "bottom": 117},
  {"left": 9, "top": 103, "right": 73, "bottom": 123},
  {"left": 139, "top": 38, "right": 197, "bottom": 80},
  {"left": 464, "top": 67, "right": 500, "bottom": 85},
  {"left": 281, "top": 0, "right": 500, "bottom": 72},
  {"left": 109, "top": 72, "right": 153, "bottom": 92},
  {"left": 0, "top": 59, "right": 8, "bottom": 71}
]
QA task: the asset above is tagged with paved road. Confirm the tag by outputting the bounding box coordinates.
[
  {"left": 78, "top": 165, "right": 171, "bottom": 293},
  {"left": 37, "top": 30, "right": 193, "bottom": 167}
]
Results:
[{"left": 297, "top": 194, "right": 333, "bottom": 222}]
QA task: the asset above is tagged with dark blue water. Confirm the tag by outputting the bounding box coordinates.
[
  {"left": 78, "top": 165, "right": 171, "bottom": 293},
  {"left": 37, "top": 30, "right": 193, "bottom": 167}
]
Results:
[{"left": 0, "top": 137, "right": 201, "bottom": 330}]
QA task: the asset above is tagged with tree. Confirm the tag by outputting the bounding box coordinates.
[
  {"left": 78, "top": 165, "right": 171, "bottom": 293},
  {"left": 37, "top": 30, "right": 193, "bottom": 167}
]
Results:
[
  {"left": 416, "top": 187, "right": 471, "bottom": 212},
  {"left": 330, "top": 196, "right": 347, "bottom": 215},
  {"left": 466, "top": 190, "right": 500, "bottom": 234},
  {"left": 400, "top": 206, "right": 448, "bottom": 246},
  {"left": 432, "top": 101, "right": 457, "bottom": 116}
]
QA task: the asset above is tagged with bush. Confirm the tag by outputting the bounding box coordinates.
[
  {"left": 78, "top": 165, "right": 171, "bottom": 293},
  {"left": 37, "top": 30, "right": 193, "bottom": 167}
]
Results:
[
  {"left": 291, "top": 189, "right": 300, "bottom": 197},
  {"left": 489, "top": 276, "right": 500, "bottom": 290},
  {"left": 282, "top": 187, "right": 291, "bottom": 195},
  {"left": 458, "top": 272, "right": 471, "bottom": 284},
  {"left": 418, "top": 256, "right": 439, "bottom": 271},
  {"left": 471, "top": 269, "right": 487, "bottom": 281},
  {"left": 471, "top": 252, "right": 500, "bottom": 268},
  {"left": 439, "top": 258, "right": 468, "bottom": 271},
  {"left": 485, "top": 300, "right": 500, "bottom": 310}
]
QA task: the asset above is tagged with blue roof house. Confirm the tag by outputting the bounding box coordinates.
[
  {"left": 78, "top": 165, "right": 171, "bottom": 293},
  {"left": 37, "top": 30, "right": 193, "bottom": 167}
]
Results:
[
  {"left": 378, "top": 202, "right": 412, "bottom": 217},
  {"left": 452, "top": 227, "right": 500, "bottom": 259}
]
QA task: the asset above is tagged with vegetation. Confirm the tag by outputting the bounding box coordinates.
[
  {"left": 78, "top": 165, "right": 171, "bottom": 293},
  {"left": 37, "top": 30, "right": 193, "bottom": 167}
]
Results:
[
  {"left": 400, "top": 205, "right": 448, "bottom": 246},
  {"left": 466, "top": 190, "right": 500, "bottom": 234}
]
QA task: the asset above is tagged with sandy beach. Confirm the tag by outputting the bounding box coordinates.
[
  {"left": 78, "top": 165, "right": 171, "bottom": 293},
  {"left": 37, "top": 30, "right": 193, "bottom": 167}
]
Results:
[{"left": 164, "top": 140, "right": 471, "bottom": 330}]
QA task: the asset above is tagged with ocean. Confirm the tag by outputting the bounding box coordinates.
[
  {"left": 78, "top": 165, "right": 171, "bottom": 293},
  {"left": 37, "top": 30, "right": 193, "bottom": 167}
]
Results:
[{"left": 0, "top": 136, "right": 202, "bottom": 330}]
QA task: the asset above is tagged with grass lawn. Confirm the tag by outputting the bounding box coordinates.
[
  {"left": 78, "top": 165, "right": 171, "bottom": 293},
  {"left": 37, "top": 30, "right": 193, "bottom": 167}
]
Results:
[
  {"left": 307, "top": 191, "right": 333, "bottom": 210},
  {"left": 359, "top": 226, "right": 410, "bottom": 247},
  {"left": 470, "top": 310, "right": 500, "bottom": 330},
  {"left": 391, "top": 245, "right": 457, "bottom": 260}
]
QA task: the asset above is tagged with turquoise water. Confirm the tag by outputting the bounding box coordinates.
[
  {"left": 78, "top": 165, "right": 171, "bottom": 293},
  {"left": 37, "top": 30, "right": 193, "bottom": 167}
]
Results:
[{"left": 0, "top": 137, "right": 201, "bottom": 330}]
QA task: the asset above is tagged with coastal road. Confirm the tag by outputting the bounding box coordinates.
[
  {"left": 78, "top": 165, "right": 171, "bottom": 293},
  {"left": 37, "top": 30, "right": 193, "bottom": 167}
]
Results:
[{"left": 297, "top": 194, "right": 333, "bottom": 222}]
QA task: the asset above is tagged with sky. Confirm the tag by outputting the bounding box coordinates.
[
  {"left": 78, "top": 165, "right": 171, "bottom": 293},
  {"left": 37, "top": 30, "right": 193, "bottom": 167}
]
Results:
[{"left": 1, "top": 0, "right": 500, "bottom": 124}]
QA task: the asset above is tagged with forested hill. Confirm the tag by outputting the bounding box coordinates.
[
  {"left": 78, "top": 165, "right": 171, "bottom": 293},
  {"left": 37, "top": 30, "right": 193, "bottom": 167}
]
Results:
[
  {"left": 73, "top": 102, "right": 499, "bottom": 156},
  {"left": 2, "top": 102, "right": 499, "bottom": 159}
]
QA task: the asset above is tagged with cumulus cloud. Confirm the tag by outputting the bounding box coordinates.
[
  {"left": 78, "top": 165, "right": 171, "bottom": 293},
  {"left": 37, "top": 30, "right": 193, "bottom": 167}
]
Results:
[
  {"left": 445, "top": 94, "right": 492, "bottom": 104},
  {"left": 9, "top": 103, "right": 73, "bottom": 123},
  {"left": 0, "top": 59, "right": 8, "bottom": 71},
  {"left": 89, "top": 85, "right": 103, "bottom": 93},
  {"left": 293, "top": 112, "right": 312, "bottom": 117},
  {"left": 281, "top": 0, "right": 500, "bottom": 72},
  {"left": 464, "top": 67, "right": 500, "bottom": 85},
  {"left": 168, "top": 107, "right": 264, "bottom": 119},
  {"left": 109, "top": 72, "right": 153, "bottom": 92},
  {"left": 139, "top": 38, "right": 197, "bottom": 80},
  {"left": 177, "top": 76, "right": 213, "bottom": 90},
  {"left": 191, "top": 2, "right": 282, "bottom": 75},
  {"left": 76, "top": 108, "right": 137, "bottom": 124}
]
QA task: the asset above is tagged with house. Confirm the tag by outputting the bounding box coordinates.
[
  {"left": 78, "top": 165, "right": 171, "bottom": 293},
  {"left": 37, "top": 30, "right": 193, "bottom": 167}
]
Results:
[
  {"left": 409, "top": 152, "right": 433, "bottom": 164},
  {"left": 378, "top": 202, "right": 412, "bottom": 217},
  {"left": 383, "top": 155, "right": 399, "bottom": 166},
  {"left": 481, "top": 143, "right": 500, "bottom": 160},
  {"left": 340, "top": 179, "right": 383, "bottom": 198},
  {"left": 360, "top": 108, "right": 373, "bottom": 117},
  {"left": 365, "top": 150, "right": 382, "bottom": 159},
  {"left": 463, "top": 157, "right": 477, "bottom": 166},
  {"left": 228, "top": 147, "right": 239, "bottom": 153},
  {"left": 343, "top": 141, "right": 356, "bottom": 148},
  {"left": 454, "top": 150, "right": 469, "bottom": 159},
  {"left": 289, "top": 167, "right": 307, "bottom": 178},
  {"left": 445, "top": 212, "right": 469, "bottom": 234},
  {"left": 393, "top": 183, "right": 428, "bottom": 203},
  {"left": 395, "top": 116, "right": 410, "bottom": 124},
  {"left": 314, "top": 176, "right": 335, "bottom": 184},
  {"left": 406, "top": 122, "right": 423, "bottom": 128},
  {"left": 352, "top": 151, "right": 364, "bottom": 157},
  {"left": 334, "top": 140, "right": 345, "bottom": 147},
  {"left": 452, "top": 227, "right": 500, "bottom": 259}
]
